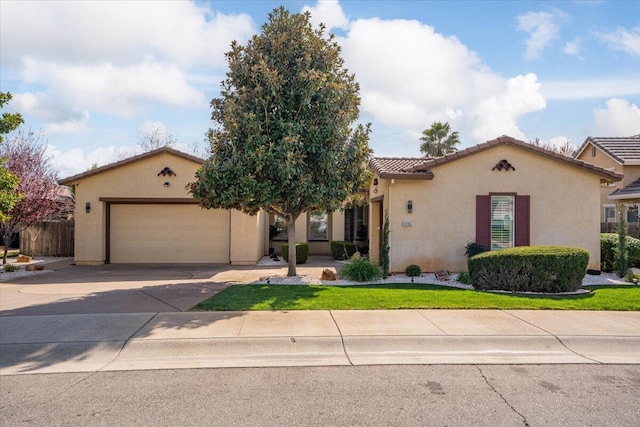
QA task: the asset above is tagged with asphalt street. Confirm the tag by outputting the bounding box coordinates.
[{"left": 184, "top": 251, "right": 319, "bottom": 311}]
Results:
[{"left": 2, "top": 365, "right": 639, "bottom": 426}]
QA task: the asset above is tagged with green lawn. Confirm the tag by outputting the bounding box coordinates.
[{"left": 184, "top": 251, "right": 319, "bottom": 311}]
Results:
[{"left": 192, "top": 283, "right": 640, "bottom": 311}]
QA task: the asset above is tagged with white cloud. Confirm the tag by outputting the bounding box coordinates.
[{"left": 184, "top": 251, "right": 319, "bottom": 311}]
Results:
[
  {"left": 593, "top": 98, "right": 640, "bottom": 136},
  {"left": 339, "top": 18, "right": 545, "bottom": 145},
  {"left": 516, "top": 11, "right": 563, "bottom": 60},
  {"left": 596, "top": 26, "right": 640, "bottom": 56},
  {"left": 0, "top": 1, "right": 253, "bottom": 134},
  {"left": 303, "top": 0, "right": 350, "bottom": 31},
  {"left": 0, "top": 1, "right": 255, "bottom": 68},
  {"left": 19, "top": 58, "right": 206, "bottom": 119},
  {"left": 47, "top": 145, "right": 124, "bottom": 178},
  {"left": 469, "top": 74, "right": 547, "bottom": 142},
  {"left": 541, "top": 76, "right": 640, "bottom": 100},
  {"left": 564, "top": 37, "right": 581, "bottom": 56}
]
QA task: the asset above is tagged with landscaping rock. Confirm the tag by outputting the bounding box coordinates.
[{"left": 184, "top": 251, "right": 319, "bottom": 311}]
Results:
[
  {"left": 320, "top": 269, "right": 337, "bottom": 281},
  {"left": 16, "top": 255, "right": 32, "bottom": 263},
  {"left": 627, "top": 267, "right": 640, "bottom": 277},
  {"left": 26, "top": 264, "right": 44, "bottom": 271},
  {"left": 434, "top": 270, "right": 450, "bottom": 281},
  {"left": 351, "top": 251, "right": 361, "bottom": 260}
]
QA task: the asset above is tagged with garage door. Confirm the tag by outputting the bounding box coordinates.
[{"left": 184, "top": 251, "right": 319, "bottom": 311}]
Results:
[{"left": 110, "top": 204, "right": 230, "bottom": 263}]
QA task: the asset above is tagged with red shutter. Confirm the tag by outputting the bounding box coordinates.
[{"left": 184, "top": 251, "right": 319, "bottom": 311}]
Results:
[
  {"left": 515, "top": 195, "right": 530, "bottom": 246},
  {"left": 476, "top": 195, "right": 491, "bottom": 247}
]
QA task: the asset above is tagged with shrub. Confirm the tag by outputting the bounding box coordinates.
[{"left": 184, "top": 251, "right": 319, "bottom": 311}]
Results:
[
  {"left": 339, "top": 258, "right": 382, "bottom": 282},
  {"left": 331, "top": 241, "right": 357, "bottom": 260},
  {"left": 281, "top": 243, "right": 309, "bottom": 264},
  {"left": 465, "top": 242, "right": 488, "bottom": 258},
  {"left": 405, "top": 264, "right": 422, "bottom": 277},
  {"left": 3, "top": 264, "right": 19, "bottom": 272},
  {"left": 456, "top": 271, "right": 472, "bottom": 285},
  {"left": 380, "top": 210, "right": 390, "bottom": 279},
  {"left": 468, "top": 246, "right": 589, "bottom": 293},
  {"left": 600, "top": 233, "right": 640, "bottom": 272}
]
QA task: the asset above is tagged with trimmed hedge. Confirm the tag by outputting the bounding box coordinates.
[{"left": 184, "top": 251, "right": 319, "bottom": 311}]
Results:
[
  {"left": 405, "top": 264, "right": 422, "bottom": 277},
  {"left": 281, "top": 243, "right": 309, "bottom": 264},
  {"left": 600, "top": 233, "right": 640, "bottom": 272},
  {"left": 468, "top": 246, "right": 588, "bottom": 293},
  {"left": 331, "top": 240, "right": 357, "bottom": 260}
]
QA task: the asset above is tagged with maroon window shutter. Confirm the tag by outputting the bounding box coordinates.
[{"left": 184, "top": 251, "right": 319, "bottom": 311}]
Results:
[
  {"left": 515, "top": 195, "right": 530, "bottom": 246},
  {"left": 476, "top": 195, "right": 491, "bottom": 247}
]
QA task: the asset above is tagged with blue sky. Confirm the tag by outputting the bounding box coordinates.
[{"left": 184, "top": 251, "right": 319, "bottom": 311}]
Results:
[{"left": 1, "top": 0, "right": 639, "bottom": 178}]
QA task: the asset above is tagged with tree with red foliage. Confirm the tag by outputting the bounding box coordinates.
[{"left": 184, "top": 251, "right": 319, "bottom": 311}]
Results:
[{"left": 0, "top": 130, "right": 74, "bottom": 263}]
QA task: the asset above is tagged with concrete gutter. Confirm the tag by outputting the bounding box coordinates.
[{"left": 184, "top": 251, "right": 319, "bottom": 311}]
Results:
[{"left": 1, "top": 310, "right": 639, "bottom": 375}]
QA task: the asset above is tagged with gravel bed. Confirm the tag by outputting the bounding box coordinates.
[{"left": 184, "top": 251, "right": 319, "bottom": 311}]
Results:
[
  {"left": 252, "top": 263, "right": 632, "bottom": 291},
  {"left": 0, "top": 257, "right": 70, "bottom": 282}
]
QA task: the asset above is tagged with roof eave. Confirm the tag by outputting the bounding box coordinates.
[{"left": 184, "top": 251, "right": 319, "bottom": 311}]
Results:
[{"left": 379, "top": 172, "right": 434, "bottom": 180}]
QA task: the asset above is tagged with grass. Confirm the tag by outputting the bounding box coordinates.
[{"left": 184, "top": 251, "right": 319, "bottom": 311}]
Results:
[{"left": 192, "top": 283, "right": 640, "bottom": 311}]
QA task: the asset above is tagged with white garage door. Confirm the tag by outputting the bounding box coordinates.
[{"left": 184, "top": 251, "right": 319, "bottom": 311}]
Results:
[{"left": 110, "top": 204, "right": 230, "bottom": 263}]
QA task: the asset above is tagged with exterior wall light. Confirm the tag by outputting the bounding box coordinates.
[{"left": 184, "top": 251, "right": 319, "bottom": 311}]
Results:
[
  {"left": 407, "top": 200, "right": 413, "bottom": 214},
  {"left": 164, "top": 182, "right": 171, "bottom": 187},
  {"left": 85, "top": 202, "right": 91, "bottom": 213},
  {"left": 373, "top": 178, "right": 378, "bottom": 185}
]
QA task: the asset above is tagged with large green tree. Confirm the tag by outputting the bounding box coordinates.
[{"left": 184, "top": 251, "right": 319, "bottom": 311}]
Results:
[
  {"left": 419, "top": 121, "right": 460, "bottom": 157},
  {"left": 0, "top": 92, "right": 24, "bottom": 222},
  {"left": 190, "top": 7, "right": 372, "bottom": 276}
]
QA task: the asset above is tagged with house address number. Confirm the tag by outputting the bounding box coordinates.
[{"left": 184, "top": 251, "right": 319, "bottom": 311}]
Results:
[{"left": 402, "top": 221, "right": 413, "bottom": 227}]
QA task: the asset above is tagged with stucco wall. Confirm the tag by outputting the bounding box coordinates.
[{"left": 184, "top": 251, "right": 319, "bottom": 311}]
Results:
[
  {"left": 576, "top": 143, "right": 623, "bottom": 220},
  {"left": 67, "top": 152, "right": 261, "bottom": 264},
  {"left": 372, "top": 145, "right": 603, "bottom": 272}
]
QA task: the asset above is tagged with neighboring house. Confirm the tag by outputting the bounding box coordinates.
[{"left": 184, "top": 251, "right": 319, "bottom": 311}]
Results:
[
  {"left": 59, "top": 147, "right": 359, "bottom": 265},
  {"left": 368, "top": 136, "right": 622, "bottom": 273},
  {"left": 574, "top": 135, "right": 640, "bottom": 227}
]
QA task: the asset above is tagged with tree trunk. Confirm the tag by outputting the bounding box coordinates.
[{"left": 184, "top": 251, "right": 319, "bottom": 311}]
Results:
[
  {"left": 286, "top": 215, "right": 297, "bottom": 277},
  {"left": 2, "top": 232, "right": 10, "bottom": 265}
]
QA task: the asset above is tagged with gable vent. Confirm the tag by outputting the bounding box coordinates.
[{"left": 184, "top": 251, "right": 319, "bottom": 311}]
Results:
[
  {"left": 158, "top": 167, "right": 176, "bottom": 176},
  {"left": 492, "top": 159, "right": 515, "bottom": 171}
]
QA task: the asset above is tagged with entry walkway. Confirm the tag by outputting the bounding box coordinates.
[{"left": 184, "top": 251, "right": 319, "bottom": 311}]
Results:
[{"left": 1, "top": 309, "right": 639, "bottom": 374}]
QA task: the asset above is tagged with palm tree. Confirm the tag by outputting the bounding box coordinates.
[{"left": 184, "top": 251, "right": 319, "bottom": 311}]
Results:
[{"left": 419, "top": 121, "right": 460, "bottom": 157}]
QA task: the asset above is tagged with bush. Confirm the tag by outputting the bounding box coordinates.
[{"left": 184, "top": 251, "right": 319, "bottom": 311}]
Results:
[
  {"left": 465, "top": 242, "right": 488, "bottom": 258},
  {"left": 468, "top": 246, "right": 589, "bottom": 293},
  {"left": 339, "top": 258, "right": 382, "bottom": 282},
  {"left": 600, "top": 233, "right": 640, "bottom": 272},
  {"left": 3, "top": 264, "right": 19, "bottom": 272},
  {"left": 405, "top": 264, "right": 422, "bottom": 277},
  {"left": 281, "top": 243, "right": 309, "bottom": 264},
  {"left": 331, "top": 241, "right": 357, "bottom": 260},
  {"left": 456, "top": 271, "right": 472, "bottom": 285}
]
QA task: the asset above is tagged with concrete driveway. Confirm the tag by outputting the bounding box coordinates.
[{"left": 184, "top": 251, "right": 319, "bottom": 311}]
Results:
[{"left": 0, "top": 259, "right": 332, "bottom": 316}]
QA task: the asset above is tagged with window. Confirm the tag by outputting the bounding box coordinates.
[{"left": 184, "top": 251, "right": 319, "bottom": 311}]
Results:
[
  {"left": 627, "top": 205, "right": 639, "bottom": 223},
  {"left": 309, "top": 211, "right": 328, "bottom": 241},
  {"left": 272, "top": 215, "right": 288, "bottom": 241},
  {"left": 491, "top": 195, "right": 514, "bottom": 250},
  {"left": 476, "top": 194, "right": 529, "bottom": 249},
  {"left": 604, "top": 206, "right": 616, "bottom": 223}
]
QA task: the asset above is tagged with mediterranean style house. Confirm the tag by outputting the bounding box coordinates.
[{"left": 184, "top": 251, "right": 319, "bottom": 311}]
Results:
[
  {"left": 368, "top": 136, "right": 622, "bottom": 272},
  {"left": 574, "top": 135, "right": 640, "bottom": 227},
  {"left": 58, "top": 147, "right": 364, "bottom": 265},
  {"left": 60, "top": 137, "right": 622, "bottom": 271}
]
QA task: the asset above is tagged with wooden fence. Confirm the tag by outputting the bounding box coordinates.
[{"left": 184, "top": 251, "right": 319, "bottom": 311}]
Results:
[
  {"left": 601, "top": 222, "right": 640, "bottom": 238},
  {"left": 19, "top": 220, "right": 74, "bottom": 257}
]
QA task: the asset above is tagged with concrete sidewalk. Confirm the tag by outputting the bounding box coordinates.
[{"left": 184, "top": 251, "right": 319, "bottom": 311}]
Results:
[{"left": 2, "top": 309, "right": 639, "bottom": 375}]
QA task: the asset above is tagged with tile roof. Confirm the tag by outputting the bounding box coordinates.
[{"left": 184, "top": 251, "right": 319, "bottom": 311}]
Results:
[
  {"left": 574, "top": 135, "right": 640, "bottom": 164},
  {"left": 372, "top": 136, "right": 623, "bottom": 181},
  {"left": 58, "top": 147, "right": 204, "bottom": 185},
  {"left": 609, "top": 177, "right": 640, "bottom": 200},
  {"left": 369, "top": 157, "right": 434, "bottom": 180}
]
